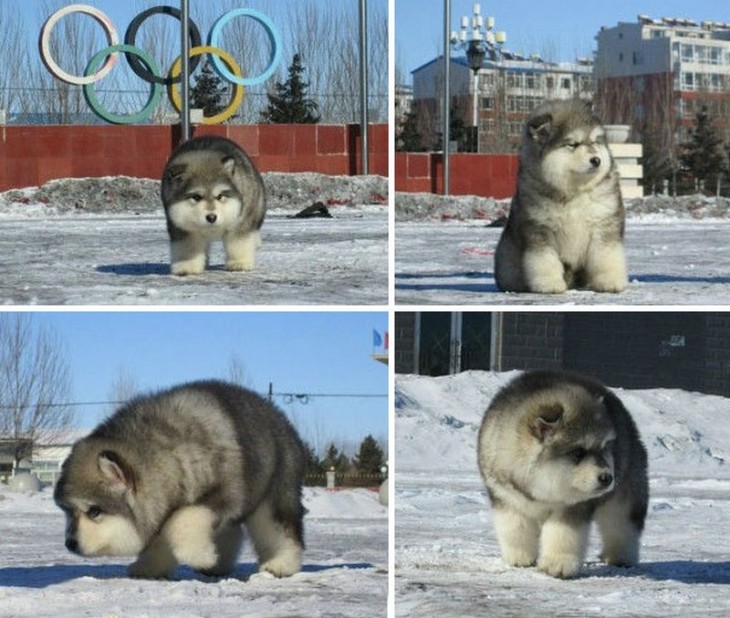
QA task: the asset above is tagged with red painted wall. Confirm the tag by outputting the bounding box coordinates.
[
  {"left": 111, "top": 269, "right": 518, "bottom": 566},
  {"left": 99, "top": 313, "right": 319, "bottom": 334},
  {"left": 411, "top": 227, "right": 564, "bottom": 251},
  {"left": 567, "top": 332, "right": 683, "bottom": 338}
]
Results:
[
  {"left": 0, "top": 123, "right": 388, "bottom": 191},
  {"left": 395, "top": 152, "right": 519, "bottom": 199}
]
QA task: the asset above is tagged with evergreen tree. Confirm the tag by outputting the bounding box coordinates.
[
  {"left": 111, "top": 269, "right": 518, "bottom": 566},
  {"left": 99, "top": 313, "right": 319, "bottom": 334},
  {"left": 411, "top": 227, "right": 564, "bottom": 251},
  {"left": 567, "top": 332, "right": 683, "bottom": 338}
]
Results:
[
  {"left": 190, "top": 61, "right": 229, "bottom": 118},
  {"left": 353, "top": 435, "right": 384, "bottom": 475},
  {"left": 261, "top": 53, "right": 321, "bottom": 124},
  {"left": 641, "top": 124, "right": 676, "bottom": 196},
  {"left": 680, "top": 105, "right": 726, "bottom": 193},
  {"left": 397, "top": 108, "right": 425, "bottom": 152},
  {"left": 302, "top": 441, "right": 325, "bottom": 479},
  {"left": 324, "top": 443, "right": 349, "bottom": 472}
]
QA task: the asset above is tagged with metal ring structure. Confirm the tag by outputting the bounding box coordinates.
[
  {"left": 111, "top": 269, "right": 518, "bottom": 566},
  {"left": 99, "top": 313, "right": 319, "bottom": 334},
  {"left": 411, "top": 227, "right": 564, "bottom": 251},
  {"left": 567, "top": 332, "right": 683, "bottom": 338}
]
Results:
[
  {"left": 168, "top": 46, "right": 245, "bottom": 125},
  {"left": 40, "top": 5, "right": 282, "bottom": 124},
  {"left": 83, "top": 44, "right": 163, "bottom": 125},
  {"left": 208, "top": 9, "right": 282, "bottom": 86},
  {"left": 124, "top": 5, "right": 202, "bottom": 85},
  {"left": 39, "top": 3, "right": 120, "bottom": 86}
]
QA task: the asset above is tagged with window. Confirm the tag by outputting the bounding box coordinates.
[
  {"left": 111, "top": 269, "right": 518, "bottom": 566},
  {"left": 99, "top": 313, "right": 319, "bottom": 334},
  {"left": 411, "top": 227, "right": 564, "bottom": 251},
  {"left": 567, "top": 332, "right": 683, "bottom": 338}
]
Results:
[
  {"left": 633, "top": 51, "right": 644, "bottom": 65},
  {"left": 480, "top": 97, "right": 493, "bottom": 110},
  {"left": 561, "top": 77, "right": 571, "bottom": 89}
]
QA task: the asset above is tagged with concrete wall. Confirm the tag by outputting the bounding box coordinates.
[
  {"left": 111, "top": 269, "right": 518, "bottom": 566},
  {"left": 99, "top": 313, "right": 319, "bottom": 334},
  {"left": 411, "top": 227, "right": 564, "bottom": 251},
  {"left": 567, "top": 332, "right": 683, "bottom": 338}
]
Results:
[{"left": 0, "top": 123, "right": 388, "bottom": 191}]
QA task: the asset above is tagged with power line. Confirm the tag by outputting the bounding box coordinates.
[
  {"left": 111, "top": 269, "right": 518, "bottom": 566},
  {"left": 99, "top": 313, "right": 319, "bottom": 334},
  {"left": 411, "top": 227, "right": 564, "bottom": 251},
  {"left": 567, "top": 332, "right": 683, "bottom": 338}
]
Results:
[{"left": 0, "top": 391, "right": 386, "bottom": 411}]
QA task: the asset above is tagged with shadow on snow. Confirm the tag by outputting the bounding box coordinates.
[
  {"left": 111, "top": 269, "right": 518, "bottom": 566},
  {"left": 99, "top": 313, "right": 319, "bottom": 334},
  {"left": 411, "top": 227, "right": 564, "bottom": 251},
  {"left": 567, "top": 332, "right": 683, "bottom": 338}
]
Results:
[
  {"left": 394, "top": 271, "right": 730, "bottom": 294},
  {"left": 0, "top": 561, "right": 376, "bottom": 589}
]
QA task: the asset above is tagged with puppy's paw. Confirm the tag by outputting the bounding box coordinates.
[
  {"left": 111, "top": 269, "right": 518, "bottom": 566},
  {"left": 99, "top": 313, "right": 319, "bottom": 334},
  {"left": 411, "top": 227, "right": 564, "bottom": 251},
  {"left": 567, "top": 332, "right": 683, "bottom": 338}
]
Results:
[
  {"left": 526, "top": 276, "right": 568, "bottom": 294},
  {"left": 501, "top": 546, "right": 537, "bottom": 568},
  {"left": 588, "top": 274, "right": 627, "bottom": 293},
  {"left": 537, "top": 553, "right": 583, "bottom": 579},
  {"left": 171, "top": 261, "right": 204, "bottom": 276}
]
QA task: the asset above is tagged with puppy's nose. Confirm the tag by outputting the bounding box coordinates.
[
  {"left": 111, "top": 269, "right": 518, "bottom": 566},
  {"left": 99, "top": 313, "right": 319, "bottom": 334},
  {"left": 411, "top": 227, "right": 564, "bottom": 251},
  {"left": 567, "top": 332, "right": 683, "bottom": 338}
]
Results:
[
  {"left": 598, "top": 472, "right": 613, "bottom": 488},
  {"left": 206, "top": 213, "right": 218, "bottom": 224},
  {"left": 66, "top": 538, "right": 79, "bottom": 553},
  {"left": 590, "top": 156, "right": 601, "bottom": 168}
]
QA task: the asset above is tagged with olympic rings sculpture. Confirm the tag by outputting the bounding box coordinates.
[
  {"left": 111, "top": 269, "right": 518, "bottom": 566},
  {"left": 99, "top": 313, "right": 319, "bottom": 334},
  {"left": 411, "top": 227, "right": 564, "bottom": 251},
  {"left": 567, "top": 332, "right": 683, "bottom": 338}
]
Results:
[{"left": 39, "top": 3, "right": 282, "bottom": 125}]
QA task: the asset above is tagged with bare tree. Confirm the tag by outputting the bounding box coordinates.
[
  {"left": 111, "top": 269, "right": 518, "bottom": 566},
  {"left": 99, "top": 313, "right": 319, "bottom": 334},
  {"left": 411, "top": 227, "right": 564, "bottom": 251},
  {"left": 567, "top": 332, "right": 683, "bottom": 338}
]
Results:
[
  {"left": 106, "top": 366, "right": 141, "bottom": 414},
  {"left": 226, "top": 354, "right": 252, "bottom": 388},
  {"left": 0, "top": 314, "right": 76, "bottom": 468},
  {"left": 0, "top": 2, "right": 28, "bottom": 118}
]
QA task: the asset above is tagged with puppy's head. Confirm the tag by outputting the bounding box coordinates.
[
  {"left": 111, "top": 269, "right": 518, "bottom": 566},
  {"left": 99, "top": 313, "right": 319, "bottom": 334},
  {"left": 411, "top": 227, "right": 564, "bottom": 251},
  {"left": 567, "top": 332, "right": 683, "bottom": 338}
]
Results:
[
  {"left": 522, "top": 100, "right": 613, "bottom": 194},
  {"left": 524, "top": 386, "right": 617, "bottom": 504},
  {"left": 162, "top": 152, "right": 243, "bottom": 234},
  {"left": 55, "top": 443, "right": 144, "bottom": 557}
]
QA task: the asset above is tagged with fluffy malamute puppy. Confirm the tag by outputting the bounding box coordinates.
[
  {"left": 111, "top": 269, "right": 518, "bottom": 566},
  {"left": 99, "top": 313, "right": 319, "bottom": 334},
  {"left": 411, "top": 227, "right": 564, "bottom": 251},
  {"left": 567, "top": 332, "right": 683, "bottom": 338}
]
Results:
[
  {"left": 161, "top": 136, "right": 266, "bottom": 276},
  {"left": 477, "top": 370, "right": 648, "bottom": 578},
  {"left": 54, "top": 380, "right": 305, "bottom": 579},
  {"left": 495, "top": 100, "right": 627, "bottom": 293}
]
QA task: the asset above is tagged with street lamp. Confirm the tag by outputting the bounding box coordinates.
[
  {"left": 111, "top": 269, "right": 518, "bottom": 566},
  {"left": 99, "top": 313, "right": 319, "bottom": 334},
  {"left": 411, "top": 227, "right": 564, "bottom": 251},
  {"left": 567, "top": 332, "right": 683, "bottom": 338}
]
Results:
[{"left": 450, "top": 3, "right": 506, "bottom": 152}]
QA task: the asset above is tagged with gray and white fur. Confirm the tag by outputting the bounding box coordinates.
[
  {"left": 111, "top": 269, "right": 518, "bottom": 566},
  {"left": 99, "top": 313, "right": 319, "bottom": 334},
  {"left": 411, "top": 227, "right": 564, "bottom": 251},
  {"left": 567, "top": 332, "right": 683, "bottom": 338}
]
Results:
[
  {"left": 54, "top": 380, "right": 305, "bottom": 579},
  {"left": 495, "top": 100, "right": 627, "bottom": 293},
  {"left": 477, "top": 370, "right": 648, "bottom": 578},
  {"left": 161, "top": 136, "right": 266, "bottom": 276}
]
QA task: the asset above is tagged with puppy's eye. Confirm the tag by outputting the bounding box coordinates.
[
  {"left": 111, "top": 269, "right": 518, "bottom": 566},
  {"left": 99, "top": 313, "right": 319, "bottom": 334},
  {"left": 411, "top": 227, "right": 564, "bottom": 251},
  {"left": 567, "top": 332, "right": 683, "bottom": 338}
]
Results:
[
  {"left": 565, "top": 142, "right": 580, "bottom": 151},
  {"left": 188, "top": 193, "right": 203, "bottom": 203},
  {"left": 570, "top": 448, "right": 587, "bottom": 464},
  {"left": 87, "top": 506, "right": 103, "bottom": 520},
  {"left": 216, "top": 193, "right": 227, "bottom": 202}
]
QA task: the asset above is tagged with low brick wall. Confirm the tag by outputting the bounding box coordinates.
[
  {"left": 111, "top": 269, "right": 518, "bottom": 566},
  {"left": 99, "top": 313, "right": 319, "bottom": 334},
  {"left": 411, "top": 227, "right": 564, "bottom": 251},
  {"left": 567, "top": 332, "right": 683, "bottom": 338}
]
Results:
[
  {"left": 395, "top": 152, "right": 518, "bottom": 199},
  {"left": 0, "top": 123, "right": 388, "bottom": 191}
]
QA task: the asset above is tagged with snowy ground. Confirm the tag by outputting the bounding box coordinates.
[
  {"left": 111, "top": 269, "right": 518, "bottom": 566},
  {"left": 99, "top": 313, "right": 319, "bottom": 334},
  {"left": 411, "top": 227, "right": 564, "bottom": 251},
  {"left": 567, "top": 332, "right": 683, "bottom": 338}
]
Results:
[
  {"left": 0, "top": 487, "right": 388, "bottom": 617},
  {"left": 395, "top": 371, "right": 730, "bottom": 617},
  {"left": 395, "top": 194, "right": 730, "bottom": 305},
  {"left": 0, "top": 175, "right": 388, "bottom": 306}
]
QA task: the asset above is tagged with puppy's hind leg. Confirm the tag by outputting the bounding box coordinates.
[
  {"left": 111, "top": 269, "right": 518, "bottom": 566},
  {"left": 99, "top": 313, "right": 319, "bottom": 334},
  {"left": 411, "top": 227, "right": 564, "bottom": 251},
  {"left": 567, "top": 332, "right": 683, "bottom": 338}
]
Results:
[
  {"left": 594, "top": 496, "right": 642, "bottom": 567},
  {"left": 245, "top": 499, "right": 304, "bottom": 577},
  {"left": 199, "top": 523, "right": 245, "bottom": 577}
]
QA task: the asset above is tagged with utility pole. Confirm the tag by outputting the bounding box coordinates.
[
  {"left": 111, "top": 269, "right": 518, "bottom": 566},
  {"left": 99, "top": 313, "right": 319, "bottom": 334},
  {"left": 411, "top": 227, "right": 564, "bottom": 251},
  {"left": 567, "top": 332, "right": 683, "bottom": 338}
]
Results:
[
  {"left": 443, "top": 0, "right": 451, "bottom": 195},
  {"left": 180, "top": 0, "right": 191, "bottom": 141},
  {"left": 359, "top": 0, "right": 370, "bottom": 174}
]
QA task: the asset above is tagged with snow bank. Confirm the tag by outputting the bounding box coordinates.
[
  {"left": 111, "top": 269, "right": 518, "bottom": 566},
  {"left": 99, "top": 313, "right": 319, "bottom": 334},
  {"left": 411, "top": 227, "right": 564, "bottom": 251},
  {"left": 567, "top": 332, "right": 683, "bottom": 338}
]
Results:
[
  {"left": 395, "top": 192, "right": 730, "bottom": 223},
  {"left": 0, "top": 173, "right": 389, "bottom": 217},
  {"left": 395, "top": 370, "right": 730, "bottom": 478}
]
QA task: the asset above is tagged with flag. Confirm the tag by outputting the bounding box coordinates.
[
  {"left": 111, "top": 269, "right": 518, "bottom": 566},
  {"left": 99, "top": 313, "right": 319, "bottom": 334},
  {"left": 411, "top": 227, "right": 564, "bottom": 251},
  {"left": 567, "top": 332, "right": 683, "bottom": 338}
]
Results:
[{"left": 373, "top": 329, "right": 383, "bottom": 348}]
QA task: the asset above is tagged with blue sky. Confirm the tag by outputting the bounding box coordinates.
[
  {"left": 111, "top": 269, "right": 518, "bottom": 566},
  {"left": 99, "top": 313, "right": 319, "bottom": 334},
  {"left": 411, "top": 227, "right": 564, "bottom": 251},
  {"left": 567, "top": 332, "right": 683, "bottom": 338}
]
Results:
[
  {"left": 25, "top": 312, "right": 388, "bottom": 455},
  {"left": 396, "top": 0, "right": 727, "bottom": 81}
]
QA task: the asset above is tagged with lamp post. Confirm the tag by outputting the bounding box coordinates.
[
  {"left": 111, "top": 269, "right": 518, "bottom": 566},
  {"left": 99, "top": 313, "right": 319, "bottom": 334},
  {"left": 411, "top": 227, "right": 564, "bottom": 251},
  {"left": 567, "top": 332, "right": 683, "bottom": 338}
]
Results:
[{"left": 450, "top": 3, "right": 506, "bottom": 152}]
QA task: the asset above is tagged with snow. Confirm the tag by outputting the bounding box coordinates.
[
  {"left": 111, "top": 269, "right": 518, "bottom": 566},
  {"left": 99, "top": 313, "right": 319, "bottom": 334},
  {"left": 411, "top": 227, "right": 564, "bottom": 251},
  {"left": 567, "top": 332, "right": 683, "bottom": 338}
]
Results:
[
  {"left": 0, "top": 487, "right": 387, "bottom": 617},
  {"left": 0, "top": 175, "right": 388, "bottom": 305},
  {"left": 395, "top": 370, "right": 730, "bottom": 617},
  {"left": 395, "top": 194, "right": 730, "bottom": 305}
]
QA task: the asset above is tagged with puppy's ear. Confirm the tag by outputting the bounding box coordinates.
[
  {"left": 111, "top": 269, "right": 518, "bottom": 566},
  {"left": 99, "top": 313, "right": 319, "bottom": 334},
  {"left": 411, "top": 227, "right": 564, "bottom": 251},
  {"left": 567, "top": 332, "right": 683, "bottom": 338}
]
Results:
[
  {"left": 166, "top": 163, "right": 188, "bottom": 182},
  {"left": 98, "top": 451, "right": 137, "bottom": 493},
  {"left": 530, "top": 403, "right": 563, "bottom": 442},
  {"left": 222, "top": 155, "right": 236, "bottom": 176},
  {"left": 527, "top": 113, "right": 553, "bottom": 143}
]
